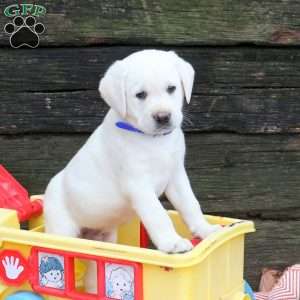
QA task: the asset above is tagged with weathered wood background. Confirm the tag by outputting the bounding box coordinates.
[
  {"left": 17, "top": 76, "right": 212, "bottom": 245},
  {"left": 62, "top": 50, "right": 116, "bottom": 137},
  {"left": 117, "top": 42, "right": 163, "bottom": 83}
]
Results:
[{"left": 1, "top": 0, "right": 300, "bottom": 288}]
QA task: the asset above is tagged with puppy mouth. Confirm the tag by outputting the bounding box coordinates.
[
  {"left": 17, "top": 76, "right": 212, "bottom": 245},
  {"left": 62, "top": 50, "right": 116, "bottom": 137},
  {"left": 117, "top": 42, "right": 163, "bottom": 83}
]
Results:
[
  {"left": 154, "top": 124, "right": 175, "bottom": 135},
  {"left": 135, "top": 119, "right": 178, "bottom": 135}
]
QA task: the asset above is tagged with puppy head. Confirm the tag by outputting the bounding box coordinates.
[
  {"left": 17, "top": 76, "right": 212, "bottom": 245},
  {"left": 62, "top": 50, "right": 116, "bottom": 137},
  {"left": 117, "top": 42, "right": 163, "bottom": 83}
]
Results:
[{"left": 99, "top": 50, "right": 195, "bottom": 135}]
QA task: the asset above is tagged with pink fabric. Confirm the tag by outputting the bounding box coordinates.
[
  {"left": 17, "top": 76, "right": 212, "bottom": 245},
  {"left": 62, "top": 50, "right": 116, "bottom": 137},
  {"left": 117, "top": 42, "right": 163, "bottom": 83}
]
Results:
[
  {"left": 259, "top": 268, "right": 283, "bottom": 292},
  {"left": 255, "top": 292, "right": 269, "bottom": 300},
  {"left": 255, "top": 265, "right": 300, "bottom": 300}
]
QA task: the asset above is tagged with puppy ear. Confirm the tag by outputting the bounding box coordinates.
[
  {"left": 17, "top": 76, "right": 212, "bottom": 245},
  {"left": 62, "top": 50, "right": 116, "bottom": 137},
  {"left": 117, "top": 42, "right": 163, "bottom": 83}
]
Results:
[
  {"left": 169, "top": 51, "right": 195, "bottom": 104},
  {"left": 99, "top": 60, "right": 127, "bottom": 118}
]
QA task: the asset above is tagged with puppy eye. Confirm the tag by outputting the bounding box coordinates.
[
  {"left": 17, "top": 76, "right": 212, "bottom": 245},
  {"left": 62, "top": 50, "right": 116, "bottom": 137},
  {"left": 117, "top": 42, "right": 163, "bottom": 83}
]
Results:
[
  {"left": 167, "top": 85, "right": 176, "bottom": 94},
  {"left": 136, "top": 91, "right": 147, "bottom": 100}
]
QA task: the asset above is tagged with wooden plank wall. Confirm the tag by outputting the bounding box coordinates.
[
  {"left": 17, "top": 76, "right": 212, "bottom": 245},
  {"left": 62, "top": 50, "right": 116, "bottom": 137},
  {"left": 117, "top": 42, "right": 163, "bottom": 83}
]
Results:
[{"left": 1, "top": 0, "right": 300, "bottom": 288}]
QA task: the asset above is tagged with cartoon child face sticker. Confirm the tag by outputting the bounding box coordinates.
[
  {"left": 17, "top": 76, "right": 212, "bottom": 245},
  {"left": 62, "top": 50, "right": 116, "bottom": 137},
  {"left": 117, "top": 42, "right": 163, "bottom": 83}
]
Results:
[
  {"left": 110, "top": 268, "right": 131, "bottom": 298},
  {"left": 105, "top": 264, "right": 134, "bottom": 300},
  {"left": 44, "top": 268, "right": 63, "bottom": 283},
  {"left": 39, "top": 253, "right": 65, "bottom": 289}
]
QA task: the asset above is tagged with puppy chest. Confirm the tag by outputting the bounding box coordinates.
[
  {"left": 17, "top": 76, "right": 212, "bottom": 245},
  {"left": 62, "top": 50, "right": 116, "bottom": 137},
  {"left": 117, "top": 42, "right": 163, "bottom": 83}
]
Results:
[{"left": 140, "top": 152, "right": 177, "bottom": 194}]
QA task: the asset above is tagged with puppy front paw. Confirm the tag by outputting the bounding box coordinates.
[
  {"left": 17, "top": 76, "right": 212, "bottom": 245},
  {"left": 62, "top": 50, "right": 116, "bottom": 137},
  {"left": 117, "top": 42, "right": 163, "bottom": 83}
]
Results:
[
  {"left": 193, "top": 223, "right": 223, "bottom": 239},
  {"left": 157, "top": 236, "right": 193, "bottom": 254}
]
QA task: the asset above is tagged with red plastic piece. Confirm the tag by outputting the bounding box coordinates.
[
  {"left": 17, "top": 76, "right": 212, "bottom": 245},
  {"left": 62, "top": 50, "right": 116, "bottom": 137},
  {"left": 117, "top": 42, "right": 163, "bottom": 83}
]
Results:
[
  {"left": 30, "top": 247, "right": 143, "bottom": 300},
  {"left": 191, "top": 238, "right": 202, "bottom": 246},
  {"left": 139, "top": 222, "right": 149, "bottom": 248},
  {"left": 0, "top": 165, "right": 43, "bottom": 222},
  {"left": 0, "top": 250, "right": 30, "bottom": 286},
  {"left": 30, "top": 247, "right": 70, "bottom": 299}
]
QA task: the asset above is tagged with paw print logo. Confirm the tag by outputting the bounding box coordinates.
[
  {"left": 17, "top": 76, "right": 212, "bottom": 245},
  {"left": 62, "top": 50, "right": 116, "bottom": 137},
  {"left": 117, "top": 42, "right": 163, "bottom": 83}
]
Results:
[{"left": 4, "top": 16, "right": 45, "bottom": 48}]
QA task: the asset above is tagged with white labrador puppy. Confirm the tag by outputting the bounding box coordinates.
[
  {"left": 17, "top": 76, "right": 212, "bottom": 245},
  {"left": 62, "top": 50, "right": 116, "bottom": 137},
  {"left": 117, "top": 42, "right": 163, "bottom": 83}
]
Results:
[{"left": 44, "top": 50, "right": 221, "bottom": 255}]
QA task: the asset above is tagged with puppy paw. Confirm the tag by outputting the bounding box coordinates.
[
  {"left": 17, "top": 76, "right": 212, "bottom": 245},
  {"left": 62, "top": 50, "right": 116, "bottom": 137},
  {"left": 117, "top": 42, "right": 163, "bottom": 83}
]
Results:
[
  {"left": 157, "top": 236, "right": 193, "bottom": 254},
  {"left": 193, "top": 224, "right": 223, "bottom": 239}
]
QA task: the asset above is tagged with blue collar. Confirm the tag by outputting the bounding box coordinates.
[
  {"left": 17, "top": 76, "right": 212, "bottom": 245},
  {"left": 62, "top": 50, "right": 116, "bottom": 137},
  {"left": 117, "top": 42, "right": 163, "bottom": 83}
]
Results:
[
  {"left": 116, "top": 121, "right": 144, "bottom": 134},
  {"left": 115, "top": 121, "right": 172, "bottom": 136}
]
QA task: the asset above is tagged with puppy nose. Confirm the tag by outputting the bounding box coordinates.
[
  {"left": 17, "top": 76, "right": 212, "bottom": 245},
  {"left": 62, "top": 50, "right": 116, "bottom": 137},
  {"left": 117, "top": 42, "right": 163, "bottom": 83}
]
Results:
[{"left": 152, "top": 112, "right": 171, "bottom": 125}]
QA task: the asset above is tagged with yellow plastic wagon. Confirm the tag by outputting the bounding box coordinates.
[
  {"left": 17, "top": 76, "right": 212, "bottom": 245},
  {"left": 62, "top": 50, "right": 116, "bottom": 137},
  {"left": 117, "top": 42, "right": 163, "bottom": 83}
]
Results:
[{"left": 0, "top": 165, "right": 255, "bottom": 300}]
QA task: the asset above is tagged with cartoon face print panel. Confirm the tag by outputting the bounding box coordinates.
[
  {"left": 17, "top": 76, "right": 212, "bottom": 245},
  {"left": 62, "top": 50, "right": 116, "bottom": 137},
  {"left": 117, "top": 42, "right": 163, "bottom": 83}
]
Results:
[
  {"left": 105, "top": 263, "right": 134, "bottom": 300},
  {"left": 38, "top": 252, "right": 65, "bottom": 290}
]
